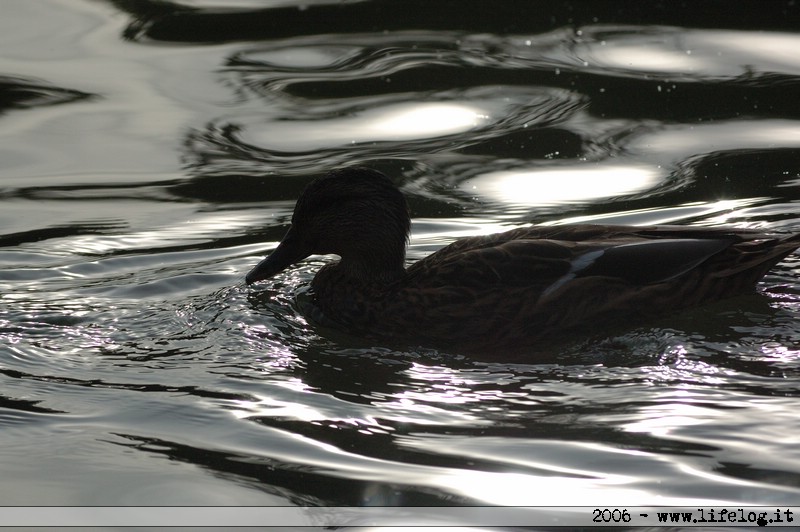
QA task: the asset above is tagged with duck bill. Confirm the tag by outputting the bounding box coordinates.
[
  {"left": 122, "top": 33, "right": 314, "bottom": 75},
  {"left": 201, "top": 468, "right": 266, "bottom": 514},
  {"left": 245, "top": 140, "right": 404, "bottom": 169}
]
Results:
[{"left": 245, "top": 227, "right": 310, "bottom": 285}]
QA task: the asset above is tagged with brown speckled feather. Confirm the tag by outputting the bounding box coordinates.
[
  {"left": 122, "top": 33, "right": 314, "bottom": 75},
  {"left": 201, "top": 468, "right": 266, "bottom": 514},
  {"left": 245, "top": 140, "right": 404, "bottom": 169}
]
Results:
[{"left": 312, "top": 224, "right": 800, "bottom": 351}]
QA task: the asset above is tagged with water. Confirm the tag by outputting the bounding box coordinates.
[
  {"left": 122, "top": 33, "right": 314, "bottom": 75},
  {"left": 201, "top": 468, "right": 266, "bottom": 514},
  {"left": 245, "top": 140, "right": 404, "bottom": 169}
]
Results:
[{"left": 1, "top": 0, "right": 800, "bottom": 519}]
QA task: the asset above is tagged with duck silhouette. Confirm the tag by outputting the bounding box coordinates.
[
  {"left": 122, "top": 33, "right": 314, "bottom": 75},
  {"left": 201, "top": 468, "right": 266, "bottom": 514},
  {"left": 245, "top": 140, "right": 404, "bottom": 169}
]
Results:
[{"left": 246, "top": 167, "right": 800, "bottom": 352}]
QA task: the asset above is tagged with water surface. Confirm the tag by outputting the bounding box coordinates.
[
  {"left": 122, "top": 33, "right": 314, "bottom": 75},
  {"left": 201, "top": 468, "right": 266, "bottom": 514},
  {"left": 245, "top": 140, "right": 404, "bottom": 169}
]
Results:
[{"left": 1, "top": 0, "right": 800, "bottom": 518}]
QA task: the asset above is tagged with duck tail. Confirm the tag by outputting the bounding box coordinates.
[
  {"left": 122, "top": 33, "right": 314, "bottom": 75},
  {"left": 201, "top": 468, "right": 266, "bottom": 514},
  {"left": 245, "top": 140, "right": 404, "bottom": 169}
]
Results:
[{"left": 718, "top": 231, "right": 800, "bottom": 284}]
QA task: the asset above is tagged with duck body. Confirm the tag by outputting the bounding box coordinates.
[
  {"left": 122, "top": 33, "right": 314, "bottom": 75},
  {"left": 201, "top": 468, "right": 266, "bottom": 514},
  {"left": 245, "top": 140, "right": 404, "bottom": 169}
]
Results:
[{"left": 246, "top": 168, "right": 800, "bottom": 353}]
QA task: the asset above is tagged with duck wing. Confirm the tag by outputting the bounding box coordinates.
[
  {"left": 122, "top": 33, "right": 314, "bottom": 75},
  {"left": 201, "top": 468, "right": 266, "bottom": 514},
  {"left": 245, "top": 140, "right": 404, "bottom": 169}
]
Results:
[
  {"left": 394, "top": 224, "right": 800, "bottom": 349},
  {"left": 408, "top": 224, "right": 747, "bottom": 292},
  {"left": 530, "top": 224, "right": 800, "bottom": 292}
]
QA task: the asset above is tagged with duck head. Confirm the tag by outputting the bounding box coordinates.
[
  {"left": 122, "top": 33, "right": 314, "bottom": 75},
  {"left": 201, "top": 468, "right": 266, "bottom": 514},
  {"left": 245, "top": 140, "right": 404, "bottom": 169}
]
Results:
[{"left": 246, "top": 167, "right": 411, "bottom": 285}]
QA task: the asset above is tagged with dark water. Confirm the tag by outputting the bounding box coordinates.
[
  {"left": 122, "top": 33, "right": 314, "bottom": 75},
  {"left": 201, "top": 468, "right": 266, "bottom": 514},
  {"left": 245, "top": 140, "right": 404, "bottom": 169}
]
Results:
[{"left": 1, "top": 0, "right": 800, "bottom": 516}]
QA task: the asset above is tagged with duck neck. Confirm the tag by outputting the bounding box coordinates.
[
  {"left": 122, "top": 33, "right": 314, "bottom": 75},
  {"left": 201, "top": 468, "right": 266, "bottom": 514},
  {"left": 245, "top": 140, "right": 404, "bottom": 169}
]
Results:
[
  {"left": 337, "top": 250, "right": 407, "bottom": 285},
  {"left": 326, "top": 206, "right": 410, "bottom": 285}
]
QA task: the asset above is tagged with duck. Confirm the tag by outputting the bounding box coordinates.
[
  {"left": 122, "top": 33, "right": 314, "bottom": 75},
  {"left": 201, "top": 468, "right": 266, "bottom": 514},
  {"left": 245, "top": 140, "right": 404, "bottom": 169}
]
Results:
[{"left": 246, "top": 166, "right": 800, "bottom": 353}]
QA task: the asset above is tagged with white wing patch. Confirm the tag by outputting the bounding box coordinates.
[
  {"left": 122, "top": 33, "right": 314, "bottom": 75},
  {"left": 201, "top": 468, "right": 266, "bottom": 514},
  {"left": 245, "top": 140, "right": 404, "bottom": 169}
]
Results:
[{"left": 541, "top": 249, "right": 605, "bottom": 297}]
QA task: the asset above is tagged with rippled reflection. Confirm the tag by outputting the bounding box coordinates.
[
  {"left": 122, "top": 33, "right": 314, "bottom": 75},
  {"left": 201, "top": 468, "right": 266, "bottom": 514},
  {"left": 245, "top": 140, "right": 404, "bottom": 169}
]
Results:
[
  {"left": 464, "top": 164, "right": 661, "bottom": 205},
  {"left": 367, "top": 103, "right": 490, "bottom": 139},
  {"left": 244, "top": 102, "right": 492, "bottom": 150},
  {"left": 630, "top": 120, "right": 800, "bottom": 159},
  {"left": 550, "top": 198, "right": 759, "bottom": 226},
  {"left": 551, "top": 27, "right": 800, "bottom": 78},
  {"left": 2, "top": 0, "right": 800, "bottom": 511}
]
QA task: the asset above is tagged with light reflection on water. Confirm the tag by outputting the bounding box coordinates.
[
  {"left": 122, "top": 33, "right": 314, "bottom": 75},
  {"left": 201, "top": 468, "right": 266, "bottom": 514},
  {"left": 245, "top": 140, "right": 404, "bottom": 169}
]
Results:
[
  {"left": 244, "top": 101, "right": 493, "bottom": 150},
  {"left": 629, "top": 120, "right": 800, "bottom": 159},
  {"left": 578, "top": 28, "right": 800, "bottom": 77},
  {"left": 1, "top": 0, "right": 800, "bottom": 512},
  {"left": 464, "top": 164, "right": 660, "bottom": 206}
]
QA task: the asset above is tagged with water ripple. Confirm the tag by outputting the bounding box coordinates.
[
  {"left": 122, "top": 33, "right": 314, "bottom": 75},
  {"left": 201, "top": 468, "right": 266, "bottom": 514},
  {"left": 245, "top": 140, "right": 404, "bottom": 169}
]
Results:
[{"left": 2, "top": 0, "right": 800, "bottom": 510}]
